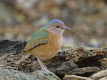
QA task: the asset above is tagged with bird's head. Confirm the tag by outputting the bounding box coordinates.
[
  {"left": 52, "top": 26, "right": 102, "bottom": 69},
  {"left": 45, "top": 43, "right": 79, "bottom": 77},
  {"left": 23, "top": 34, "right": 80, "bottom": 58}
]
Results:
[{"left": 44, "top": 19, "right": 70, "bottom": 34}]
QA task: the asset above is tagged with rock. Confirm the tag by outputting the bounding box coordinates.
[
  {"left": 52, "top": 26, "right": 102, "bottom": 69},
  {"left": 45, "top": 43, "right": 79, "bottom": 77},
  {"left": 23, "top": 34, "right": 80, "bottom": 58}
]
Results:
[
  {"left": 99, "top": 76, "right": 107, "bottom": 80},
  {"left": 0, "top": 67, "right": 60, "bottom": 80},
  {"left": 63, "top": 75, "right": 91, "bottom": 80},
  {"left": 32, "top": 70, "right": 61, "bottom": 80},
  {"left": 0, "top": 40, "right": 107, "bottom": 79},
  {"left": 90, "top": 70, "right": 107, "bottom": 80},
  {"left": 70, "top": 67, "right": 99, "bottom": 75},
  {"left": 100, "top": 58, "right": 107, "bottom": 68}
]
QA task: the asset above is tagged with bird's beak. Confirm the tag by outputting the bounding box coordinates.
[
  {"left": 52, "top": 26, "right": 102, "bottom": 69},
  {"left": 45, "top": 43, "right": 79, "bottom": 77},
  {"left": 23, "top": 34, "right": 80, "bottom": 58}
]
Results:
[{"left": 63, "top": 26, "right": 71, "bottom": 30}]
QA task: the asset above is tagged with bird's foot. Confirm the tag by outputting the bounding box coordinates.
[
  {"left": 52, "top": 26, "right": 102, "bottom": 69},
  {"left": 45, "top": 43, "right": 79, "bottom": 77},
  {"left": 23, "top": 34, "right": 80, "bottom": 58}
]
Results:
[
  {"left": 37, "top": 58, "right": 50, "bottom": 72},
  {"left": 42, "top": 67, "right": 50, "bottom": 72}
]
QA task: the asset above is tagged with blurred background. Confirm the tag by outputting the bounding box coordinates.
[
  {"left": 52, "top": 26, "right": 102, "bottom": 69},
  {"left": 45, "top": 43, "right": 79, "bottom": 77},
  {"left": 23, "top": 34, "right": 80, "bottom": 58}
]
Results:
[{"left": 0, "top": 0, "right": 107, "bottom": 48}]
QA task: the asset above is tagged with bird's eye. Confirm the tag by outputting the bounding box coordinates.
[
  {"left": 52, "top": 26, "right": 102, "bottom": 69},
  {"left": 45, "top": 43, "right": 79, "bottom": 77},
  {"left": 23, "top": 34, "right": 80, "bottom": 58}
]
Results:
[{"left": 56, "top": 26, "right": 60, "bottom": 28}]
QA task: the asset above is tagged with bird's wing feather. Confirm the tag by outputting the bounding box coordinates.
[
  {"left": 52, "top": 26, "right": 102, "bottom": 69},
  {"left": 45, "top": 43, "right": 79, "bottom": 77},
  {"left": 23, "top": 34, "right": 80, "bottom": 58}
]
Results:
[{"left": 24, "top": 27, "right": 49, "bottom": 51}]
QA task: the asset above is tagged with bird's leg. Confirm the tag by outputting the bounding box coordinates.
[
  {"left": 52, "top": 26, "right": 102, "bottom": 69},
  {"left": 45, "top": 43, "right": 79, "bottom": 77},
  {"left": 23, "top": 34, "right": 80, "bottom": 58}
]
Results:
[{"left": 37, "top": 58, "right": 50, "bottom": 71}]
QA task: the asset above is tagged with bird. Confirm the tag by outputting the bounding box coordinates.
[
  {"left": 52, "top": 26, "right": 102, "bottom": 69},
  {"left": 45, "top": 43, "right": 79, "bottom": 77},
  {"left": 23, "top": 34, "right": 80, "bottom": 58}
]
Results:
[{"left": 23, "top": 19, "right": 70, "bottom": 71}]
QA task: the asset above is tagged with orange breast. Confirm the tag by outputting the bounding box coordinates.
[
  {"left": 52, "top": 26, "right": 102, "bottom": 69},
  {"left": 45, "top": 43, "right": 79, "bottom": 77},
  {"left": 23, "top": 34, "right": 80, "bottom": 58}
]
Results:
[{"left": 25, "top": 33, "right": 63, "bottom": 59}]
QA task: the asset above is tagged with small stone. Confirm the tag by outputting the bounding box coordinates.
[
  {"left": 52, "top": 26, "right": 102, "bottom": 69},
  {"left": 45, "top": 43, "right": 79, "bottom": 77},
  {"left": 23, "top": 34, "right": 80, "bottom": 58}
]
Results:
[{"left": 63, "top": 75, "right": 91, "bottom": 80}]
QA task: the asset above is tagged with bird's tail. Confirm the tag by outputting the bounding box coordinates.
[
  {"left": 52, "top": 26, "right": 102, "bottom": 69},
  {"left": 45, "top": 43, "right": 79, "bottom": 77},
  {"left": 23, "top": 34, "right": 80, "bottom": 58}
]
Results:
[{"left": 16, "top": 51, "right": 30, "bottom": 65}]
